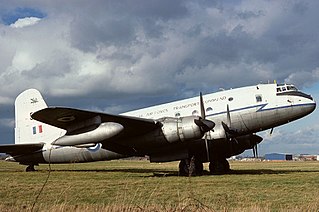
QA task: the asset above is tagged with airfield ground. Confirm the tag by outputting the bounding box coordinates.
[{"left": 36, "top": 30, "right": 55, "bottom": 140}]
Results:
[{"left": 0, "top": 160, "right": 319, "bottom": 211}]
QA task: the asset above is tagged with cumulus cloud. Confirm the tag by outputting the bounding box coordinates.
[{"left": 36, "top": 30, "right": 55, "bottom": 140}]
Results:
[
  {"left": 259, "top": 123, "right": 319, "bottom": 155},
  {"left": 9, "top": 17, "right": 41, "bottom": 28},
  {"left": 1, "top": 0, "right": 319, "bottom": 102},
  {"left": 0, "top": 0, "right": 319, "bottom": 151},
  {"left": 284, "top": 67, "right": 319, "bottom": 87}
]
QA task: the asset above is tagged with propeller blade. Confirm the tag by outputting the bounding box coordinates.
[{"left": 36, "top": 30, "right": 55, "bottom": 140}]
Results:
[
  {"left": 204, "top": 135, "right": 210, "bottom": 161},
  {"left": 221, "top": 121, "right": 230, "bottom": 133},
  {"left": 252, "top": 144, "right": 259, "bottom": 158},
  {"left": 270, "top": 128, "right": 274, "bottom": 135},
  {"left": 226, "top": 104, "right": 231, "bottom": 128},
  {"left": 199, "top": 92, "right": 206, "bottom": 119},
  {"left": 198, "top": 92, "right": 213, "bottom": 162},
  {"left": 194, "top": 119, "right": 215, "bottom": 132}
]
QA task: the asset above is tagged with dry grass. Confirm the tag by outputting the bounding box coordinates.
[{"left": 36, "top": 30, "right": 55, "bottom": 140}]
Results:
[{"left": 0, "top": 160, "right": 319, "bottom": 211}]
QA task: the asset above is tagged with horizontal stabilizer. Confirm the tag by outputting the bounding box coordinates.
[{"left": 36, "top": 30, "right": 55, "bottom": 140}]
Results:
[{"left": 0, "top": 143, "right": 44, "bottom": 157}]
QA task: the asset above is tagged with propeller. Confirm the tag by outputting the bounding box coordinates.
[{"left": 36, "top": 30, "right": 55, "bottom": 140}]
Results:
[
  {"left": 251, "top": 134, "right": 263, "bottom": 158},
  {"left": 194, "top": 92, "right": 215, "bottom": 161},
  {"left": 221, "top": 104, "right": 239, "bottom": 143},
  {"left": 194, "top": 92, "right": 215, "bottom": 133}
]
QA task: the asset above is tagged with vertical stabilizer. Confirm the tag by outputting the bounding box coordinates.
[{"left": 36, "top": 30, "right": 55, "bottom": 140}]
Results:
[{"left": 14, "top": 89, "right": 65, "bottom": 144}]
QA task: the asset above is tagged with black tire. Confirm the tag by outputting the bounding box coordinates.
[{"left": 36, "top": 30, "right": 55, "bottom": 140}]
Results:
[
  {"left": 209, "top": 159, "right": 230, "bottom": 175},
  {"left": 26, "top": 165, "right": 36, "bottom": 172},
  {"left": 179, "top": 156, "right": 204, "bottom": 176},
  {"left": 179, "top": 159, "right": 189, "bottom": 176}
]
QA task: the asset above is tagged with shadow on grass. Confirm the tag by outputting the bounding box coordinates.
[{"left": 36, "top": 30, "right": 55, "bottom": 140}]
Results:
[{"left": 38, "top": 168, "right": 319, "bottom": 177}]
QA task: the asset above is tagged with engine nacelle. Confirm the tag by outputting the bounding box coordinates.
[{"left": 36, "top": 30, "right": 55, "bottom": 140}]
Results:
[
  {"left": 53, "top": 122, "right": 124, "bottom": 146},
  {"left": 159, "top": 116, "right": 204, "bottom": 143}
]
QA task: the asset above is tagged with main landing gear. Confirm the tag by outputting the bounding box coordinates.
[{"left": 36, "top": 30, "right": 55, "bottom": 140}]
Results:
[
  {"left": 179, "top": 156, "right": 203, "bottom": 176},
  {"left": 26, "top": 164, "right": 36, "bottom": 172},
  {"left": 179, "top": 157, "right": 230, "bottom": 176},
  {"left": 209, "top": 158, "right": 230, "bottom": 175}
]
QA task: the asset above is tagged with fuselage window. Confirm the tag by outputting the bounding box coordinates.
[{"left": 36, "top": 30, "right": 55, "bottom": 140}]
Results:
[
  {"left": 175, "top": 112, "right": 181, "bottom": 117},
  {"left": 206, "top": 107, "right": 213, "bottom": 112},
  {"left": 228, "top": 97, "right": 234, "bottom": 101},
  {"left": 256, "top": 95, "right": 262, "bottom": 102},
  {"left": 192, "top": 110, "right": 199, "bottom": 116}
]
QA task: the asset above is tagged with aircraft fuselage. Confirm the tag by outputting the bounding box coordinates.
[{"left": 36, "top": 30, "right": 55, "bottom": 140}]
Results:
[{"left": 5, "top": 83, "right": 316, "bottom": 167}]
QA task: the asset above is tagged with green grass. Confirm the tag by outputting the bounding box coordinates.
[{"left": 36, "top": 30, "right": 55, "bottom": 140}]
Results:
[{"left": 0, "top": 160, "right": 319, "bottom": 211}]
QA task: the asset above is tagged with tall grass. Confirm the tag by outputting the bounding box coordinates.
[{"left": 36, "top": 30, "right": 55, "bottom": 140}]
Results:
[{"left": 0, "top": 160, "right": 318, "bottom": 211}]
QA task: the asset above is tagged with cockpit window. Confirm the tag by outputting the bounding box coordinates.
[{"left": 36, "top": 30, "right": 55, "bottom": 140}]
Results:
[
  {"left": 287, "top": 86, "right": 298, "bottom": 91},
  {"left": 276, "top": 84, "right": 313, "bottom": 100},
  {"left": 276, "top": 84, "right": 299, "bottom": 93},
  {"left": 256, "top": 95, "right": 262, "bottom": 102}
]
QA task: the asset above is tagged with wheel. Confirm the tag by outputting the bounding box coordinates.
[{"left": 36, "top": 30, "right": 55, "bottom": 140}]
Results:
[
  {"left": 194, "top": 159, "right": 203, "bottom": 175},
  {"left": 179, "top": 156, "right": 204, "bottom": 176},
  {"left": 209, "top": 158, "right": 230, "bottom": 175},
  {"left": 179, "top": 159, "right": 189, "bottom": 176},
  {"left": 26, "top": 165, "right": 36, "bottom": 172}
]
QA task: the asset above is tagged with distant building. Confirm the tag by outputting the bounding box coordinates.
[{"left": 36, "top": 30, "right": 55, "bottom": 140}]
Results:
[
  {"left": 299, "top": 154, "right": 319, "bottom": 161},
  {"left": 265, "top": 153, "right": 293, "bottom": 161}
]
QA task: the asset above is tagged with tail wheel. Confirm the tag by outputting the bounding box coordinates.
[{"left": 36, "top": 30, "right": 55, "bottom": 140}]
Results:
[{"left": 26, "top": 165, "right": 36, "bottom": 172}]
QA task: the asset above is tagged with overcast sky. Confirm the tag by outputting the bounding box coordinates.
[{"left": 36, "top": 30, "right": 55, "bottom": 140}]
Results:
[{"left": 1, "top": 0, "right": 319, "bottom": 155}]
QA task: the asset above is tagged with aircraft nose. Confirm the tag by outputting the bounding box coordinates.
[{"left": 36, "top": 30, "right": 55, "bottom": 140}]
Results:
[
  {"left": 306, "top": 99, "right": 316, "bottom": 114},
  {"left": 311, "top": 100, "right": 316, "bottom": 111}
]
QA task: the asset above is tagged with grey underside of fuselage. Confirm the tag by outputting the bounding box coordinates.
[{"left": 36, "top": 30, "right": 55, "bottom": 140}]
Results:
[{"left": 14, "top": 147, "right": 125, "bottom": 165}]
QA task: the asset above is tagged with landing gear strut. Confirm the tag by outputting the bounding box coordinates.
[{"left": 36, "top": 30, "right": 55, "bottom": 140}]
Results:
[
  {"left": 179, "top": 156, "right": 203, "bottom": 176},
  {"left": 209, "top": 158, "right": 230, "bottom": 175},
  {"left": 26, "top": 165, "right": 36, "bottom": 172}
]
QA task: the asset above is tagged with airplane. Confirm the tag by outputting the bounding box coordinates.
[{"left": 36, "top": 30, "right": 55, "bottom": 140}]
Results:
[{"left": 0, "top": 83, "right": 316, "bottom": 175}]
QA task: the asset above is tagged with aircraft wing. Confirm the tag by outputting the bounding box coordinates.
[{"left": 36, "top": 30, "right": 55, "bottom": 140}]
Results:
[
  {"left": 0, "top": 143, "right": 44, "bottom": 156},
  {"left": 32, "top": 107, "right": 159, "bottom": 138}
]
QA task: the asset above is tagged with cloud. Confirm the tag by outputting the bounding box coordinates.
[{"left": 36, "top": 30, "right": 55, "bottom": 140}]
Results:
[
  {"left": 1, "top": 0, "right": 319, "bottom": 102},
  {"left": 259, "top": 123, "right": 319, "bottom": 155},
  {"left": 0, "top": 0, "right": 319, "bottom": 152},
  {"left": 9, "top": 16, "right": 41, "bottom": 28},
  {"left": 284, "top": 67, "right": 319, "bottom": 88}
]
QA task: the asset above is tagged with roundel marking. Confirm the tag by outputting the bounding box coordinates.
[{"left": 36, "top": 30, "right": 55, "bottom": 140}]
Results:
[
  {"left": 87, "top": 143, "right": 102, "bottom": 152},
  {"left": 57, "top": 116, "right": 75, "bottom": 122}
]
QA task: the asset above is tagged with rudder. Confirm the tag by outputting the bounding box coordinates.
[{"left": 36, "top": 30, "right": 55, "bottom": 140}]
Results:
[{"left": 14, "top": 89, "right": 65, "bottom": 144}]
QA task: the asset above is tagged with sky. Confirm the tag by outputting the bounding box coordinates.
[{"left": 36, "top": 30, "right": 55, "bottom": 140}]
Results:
[{"left": 1, "top": 0, "right": 319, "bottom": 155}]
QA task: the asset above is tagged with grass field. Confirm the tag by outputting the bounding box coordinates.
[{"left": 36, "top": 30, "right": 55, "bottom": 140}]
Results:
[{"left": 0, "top": 160, "right": 319, "bottom": 211}]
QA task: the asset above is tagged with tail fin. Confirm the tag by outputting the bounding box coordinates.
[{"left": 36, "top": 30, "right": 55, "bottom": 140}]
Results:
[{"left": 14, "top": 89, "right": 65, "bottom": 144}]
